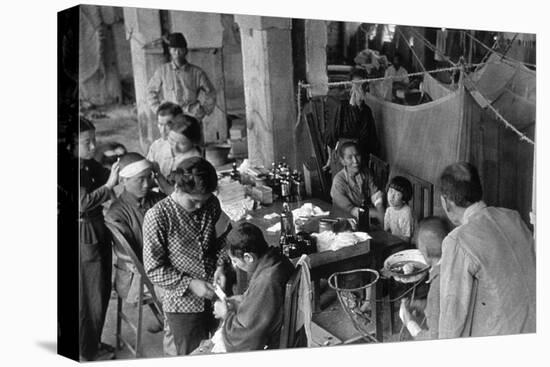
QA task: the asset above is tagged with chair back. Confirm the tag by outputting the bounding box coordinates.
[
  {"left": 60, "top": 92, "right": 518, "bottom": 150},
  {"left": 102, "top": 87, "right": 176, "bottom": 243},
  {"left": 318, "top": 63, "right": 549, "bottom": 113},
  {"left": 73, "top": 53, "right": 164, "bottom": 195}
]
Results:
[
  {"left": 279, "top": 265, "right": 307, "bottom": 348},
  {"left": 368, "top": 154, "right": 390, "bottom": 192},
  {"left": 105, "top": 220, "right": 163, "bottom": 313}
]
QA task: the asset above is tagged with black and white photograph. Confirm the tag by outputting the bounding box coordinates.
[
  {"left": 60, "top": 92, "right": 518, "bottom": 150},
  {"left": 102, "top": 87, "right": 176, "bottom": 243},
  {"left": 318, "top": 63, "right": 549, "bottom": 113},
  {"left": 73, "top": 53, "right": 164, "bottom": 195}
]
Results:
[
  {"left": 3, "top": 0, "right": 548, "bottom": 366},
  {"left": 56, "top": 1, "right": 540, "bottom": 362}
]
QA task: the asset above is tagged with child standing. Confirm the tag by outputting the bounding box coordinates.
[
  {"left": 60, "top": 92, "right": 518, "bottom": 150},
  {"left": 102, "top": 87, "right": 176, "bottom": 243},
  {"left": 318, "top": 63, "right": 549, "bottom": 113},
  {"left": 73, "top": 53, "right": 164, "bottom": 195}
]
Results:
[{"left": 384, "top": 176, "right": 414, "bottom": 241}]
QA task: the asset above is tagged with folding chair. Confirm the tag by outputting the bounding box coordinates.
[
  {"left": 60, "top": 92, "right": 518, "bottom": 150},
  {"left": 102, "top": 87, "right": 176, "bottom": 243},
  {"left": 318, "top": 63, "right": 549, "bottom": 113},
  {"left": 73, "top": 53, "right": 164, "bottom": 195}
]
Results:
[{"left": 105, "top": 220, "right": 164, "bottom": 358}]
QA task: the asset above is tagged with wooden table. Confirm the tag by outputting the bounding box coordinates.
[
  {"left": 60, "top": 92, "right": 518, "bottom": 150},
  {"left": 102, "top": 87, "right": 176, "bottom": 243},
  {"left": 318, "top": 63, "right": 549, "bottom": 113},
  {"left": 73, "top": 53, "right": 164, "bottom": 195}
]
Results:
[{"left": 239, "top": 198, "right": 409, "bottom": 341}]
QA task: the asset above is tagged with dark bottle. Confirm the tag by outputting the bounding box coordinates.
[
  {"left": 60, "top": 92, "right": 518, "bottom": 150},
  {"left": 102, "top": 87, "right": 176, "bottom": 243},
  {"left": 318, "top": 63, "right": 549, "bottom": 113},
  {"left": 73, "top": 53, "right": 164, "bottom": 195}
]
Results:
[
  {"left": 230, "top": 162, "right": 240, "bottom": 182},
  {"left": 357, "top": 200, "right": 370, "bottom": 232},
  {"left": 287, "top": 235, "right": 300, "bottom": 258},
  {"left": 291, "top": 169, "right": 304, "bottom": 202},
  {"left": 279, "top": 202, "right": 295, "bottom": 257},
  {"left": 280, "top": 177, "right": 291, "bottom": 202},
  {"left": 279, "top": 231, "right": 290, "bottom": 257}
]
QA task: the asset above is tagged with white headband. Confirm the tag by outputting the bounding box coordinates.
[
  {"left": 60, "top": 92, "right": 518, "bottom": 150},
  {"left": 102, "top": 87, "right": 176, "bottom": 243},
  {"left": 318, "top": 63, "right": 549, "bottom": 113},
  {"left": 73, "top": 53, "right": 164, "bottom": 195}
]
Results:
[{"left": 119, "top": 159, "right": 152, "bottom": 178}]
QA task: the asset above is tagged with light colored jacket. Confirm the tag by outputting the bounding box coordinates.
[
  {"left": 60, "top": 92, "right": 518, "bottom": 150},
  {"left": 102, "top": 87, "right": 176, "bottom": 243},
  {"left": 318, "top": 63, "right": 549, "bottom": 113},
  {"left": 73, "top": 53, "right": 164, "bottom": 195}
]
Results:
[
  {"left": 439, "top": 202, "right": 536, "bottom": 338},
  {"left": 147, "top": 61, "right": 216, "bottom": 119}
]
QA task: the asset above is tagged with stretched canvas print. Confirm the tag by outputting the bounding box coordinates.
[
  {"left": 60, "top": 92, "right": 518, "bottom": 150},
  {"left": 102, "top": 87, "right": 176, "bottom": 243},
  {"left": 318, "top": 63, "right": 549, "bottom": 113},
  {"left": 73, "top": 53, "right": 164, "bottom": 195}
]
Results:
[{"left": 57, "top": 3, "right": 536, "bottom": 362}]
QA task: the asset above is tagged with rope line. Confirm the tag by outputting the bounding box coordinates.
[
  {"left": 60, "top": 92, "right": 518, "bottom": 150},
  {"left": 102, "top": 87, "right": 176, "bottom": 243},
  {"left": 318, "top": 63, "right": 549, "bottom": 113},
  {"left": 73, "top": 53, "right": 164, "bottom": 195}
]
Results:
[
  {"left": 396, "top": 27, "right": 426, "bottom": 72},
  {"left": 462, "top": 31, "right": 536, "bottom": 68}
]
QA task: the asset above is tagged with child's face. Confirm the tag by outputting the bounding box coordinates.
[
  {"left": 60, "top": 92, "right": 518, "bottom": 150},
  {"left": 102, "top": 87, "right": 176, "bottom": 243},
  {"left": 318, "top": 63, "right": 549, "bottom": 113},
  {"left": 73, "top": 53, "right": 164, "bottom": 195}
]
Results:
[
  {"left": 340, "top": 146, "right": 361, "bottom": 174},
  {"left": 387, "top": 187, "right": 404, "bottom": 208},
  {"left": 157, "top": 114, "right": 173, "bottom": 140},
  {"left": 78, "top": 130, "right": 96, "bottom": 160}
]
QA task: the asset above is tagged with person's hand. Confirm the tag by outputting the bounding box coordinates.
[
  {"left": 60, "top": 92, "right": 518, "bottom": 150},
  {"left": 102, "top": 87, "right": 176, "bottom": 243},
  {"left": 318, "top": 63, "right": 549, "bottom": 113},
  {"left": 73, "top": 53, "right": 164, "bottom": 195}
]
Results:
[
  {"left": 213, "top": 266, "right": 226, "bottom": 290},
  {"left": 189, "top": 279, "right": 215, "bottom": 299},
  {"left": 105, "top": 160, "right": 120, "bottom": 190},
  {"left": 351, "top": 207, "right": 360, "bottom": 219},
  {"left": 213, "top": 300, "right": 228, "bottom": 320}
]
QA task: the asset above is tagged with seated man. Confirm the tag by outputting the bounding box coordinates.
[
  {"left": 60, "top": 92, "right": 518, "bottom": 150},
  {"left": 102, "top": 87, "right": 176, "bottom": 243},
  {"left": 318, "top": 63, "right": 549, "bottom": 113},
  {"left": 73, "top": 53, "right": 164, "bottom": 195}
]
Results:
[
  {"left": 105, "top": 152, "right": 176, "bottom": 355},
  {"left": 384, "top": 54, "right": 409, "bottom": 102},
  {"left": 212, "top": 222, "right": 295, "bottom": 352},
  {"left": 399, "top": 216, "right": 450, "bottom": 340},
  {"left": 330, "top": 141, "right": 385, "bottom": 224}
]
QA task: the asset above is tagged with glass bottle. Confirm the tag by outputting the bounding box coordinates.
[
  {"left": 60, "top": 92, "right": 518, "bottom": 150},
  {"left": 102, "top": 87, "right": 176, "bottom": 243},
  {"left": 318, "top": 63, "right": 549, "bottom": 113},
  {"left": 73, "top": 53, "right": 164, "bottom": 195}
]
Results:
[{"left": 358, "top": 200, "right": 370, "bottom": 232}]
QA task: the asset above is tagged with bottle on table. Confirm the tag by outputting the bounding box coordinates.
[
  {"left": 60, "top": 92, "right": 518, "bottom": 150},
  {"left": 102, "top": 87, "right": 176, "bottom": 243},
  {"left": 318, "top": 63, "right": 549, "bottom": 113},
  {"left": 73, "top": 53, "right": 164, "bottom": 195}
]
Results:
[
  {"left": 279, "top": 202, "right": 296, "bottom": 257},
  {"left": 230, "top": 162, "right": 240, "bottom": 182},
  {"left": 358, "top": 199, "right": 370, "bottom": 232}
]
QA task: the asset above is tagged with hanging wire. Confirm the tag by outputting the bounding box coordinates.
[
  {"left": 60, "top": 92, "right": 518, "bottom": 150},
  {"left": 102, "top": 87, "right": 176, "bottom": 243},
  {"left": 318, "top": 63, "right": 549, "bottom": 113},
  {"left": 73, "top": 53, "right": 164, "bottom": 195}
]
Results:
[
  {"left": 407, "top": 26, "right": 457, "bottom": 67},
  {"left": 396, "top": 27, "right": 426, "bottom": 72},
  {"left": 462, "top": 31, "right": 536, "bottom": 68}
]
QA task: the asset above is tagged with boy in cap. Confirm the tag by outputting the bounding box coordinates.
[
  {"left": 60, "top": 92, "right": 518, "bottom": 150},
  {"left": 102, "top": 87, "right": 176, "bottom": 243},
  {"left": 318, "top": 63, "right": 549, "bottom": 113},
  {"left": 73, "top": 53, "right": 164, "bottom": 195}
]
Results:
[{"left": 147, "top": 32, "right": 216, "bottom": 122}]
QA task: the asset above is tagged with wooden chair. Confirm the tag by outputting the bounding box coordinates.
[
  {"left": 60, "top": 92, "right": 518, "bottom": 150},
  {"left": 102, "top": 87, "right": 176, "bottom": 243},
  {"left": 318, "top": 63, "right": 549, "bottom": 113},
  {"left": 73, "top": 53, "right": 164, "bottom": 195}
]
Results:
[
  {"left": 368, "top": 154, "right": 390, "bottom": 193},
  {"left": 105, "top": 220, "right": 164, "bottom": 358},
  {"left": 279, "top": 265, "right": 308, "bottom": 348}
]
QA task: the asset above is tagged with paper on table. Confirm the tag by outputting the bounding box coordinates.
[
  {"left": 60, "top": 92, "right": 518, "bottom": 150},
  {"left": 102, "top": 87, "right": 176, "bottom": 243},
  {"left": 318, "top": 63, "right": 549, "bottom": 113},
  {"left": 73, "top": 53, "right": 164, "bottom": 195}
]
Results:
[
  {"left": 263, "top": 213, "right": 281, "bottom": 220},
  {"left": 267, "top": 222, "right": 281, "bottom": 233},
  {"left": 312, "top": 231, "right": 372, "bottom": 252}
]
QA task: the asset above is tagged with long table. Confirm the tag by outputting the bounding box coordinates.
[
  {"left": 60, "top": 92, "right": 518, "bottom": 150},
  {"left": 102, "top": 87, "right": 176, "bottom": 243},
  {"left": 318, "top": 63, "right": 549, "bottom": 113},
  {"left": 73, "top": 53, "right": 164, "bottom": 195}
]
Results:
[{"left": 241, "top": 198, "right": 409, "bottom": 341}]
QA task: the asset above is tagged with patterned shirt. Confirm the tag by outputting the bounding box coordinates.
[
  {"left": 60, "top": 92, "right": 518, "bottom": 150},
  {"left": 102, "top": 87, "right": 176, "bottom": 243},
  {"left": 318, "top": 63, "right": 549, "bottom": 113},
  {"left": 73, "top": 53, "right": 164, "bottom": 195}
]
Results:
[
  {"left": 143, "top": 194, "right": 227, "bottom": 313},
  {"left": 147, "top": 61, "right": 216, "bottom": 120}
]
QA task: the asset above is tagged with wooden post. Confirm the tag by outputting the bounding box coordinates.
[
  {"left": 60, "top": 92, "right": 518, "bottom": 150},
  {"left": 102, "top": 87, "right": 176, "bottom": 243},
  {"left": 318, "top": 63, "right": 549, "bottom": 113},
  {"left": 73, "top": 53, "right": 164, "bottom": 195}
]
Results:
[
  {"left": 123, "top": 7, "right": 164, "bottom": 155},
  {"left": 234, "top": 15, "right": 296, "bottom": 169}
]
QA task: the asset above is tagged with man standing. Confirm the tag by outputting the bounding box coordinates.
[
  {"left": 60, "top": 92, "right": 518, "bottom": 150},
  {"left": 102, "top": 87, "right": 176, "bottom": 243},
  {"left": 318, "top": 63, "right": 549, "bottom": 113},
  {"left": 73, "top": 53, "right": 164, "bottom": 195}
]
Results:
[
  {"left": 438, "top": 162, "right": 536, "bottom": 338},
  {"left": 105, "top": 153, "right": 177, "bottom": 356},
  {"left": 147, "top": 32, "right": 216, "bottom": 123}
]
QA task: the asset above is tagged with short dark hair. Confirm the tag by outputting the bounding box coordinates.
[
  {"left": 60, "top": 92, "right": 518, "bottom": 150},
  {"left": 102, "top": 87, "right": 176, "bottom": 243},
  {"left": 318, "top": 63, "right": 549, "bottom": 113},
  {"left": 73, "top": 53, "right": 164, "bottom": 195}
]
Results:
[
  {"left": 227, "top": 222, "right": 269, "bottom": 259},
  {"left": 157, "top": 102, "right": 183, "bottom": 117},
  {"left": 439, "top": 162, "right": 483, "bottom": 207},
  {"left": 388, "top": 176, "right": 413, "bottom": 203},
  {"left": 339, "top": 141, "right": 359, "bottom": 159},
  {"left": 170, "top": 114, "right": 201, "bottom": 144},
  {"left": 173, "top": 157, "right": 218, "bottom": 194},
  {"left": 417, "top": 216, "right": 451, "bottom": 259}
]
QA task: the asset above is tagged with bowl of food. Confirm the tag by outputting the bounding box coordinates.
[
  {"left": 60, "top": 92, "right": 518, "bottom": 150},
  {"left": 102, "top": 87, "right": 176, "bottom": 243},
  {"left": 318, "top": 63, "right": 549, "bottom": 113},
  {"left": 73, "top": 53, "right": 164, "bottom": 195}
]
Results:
[{"left": 383, "top": 249, "right": 430, "bottom": 283}]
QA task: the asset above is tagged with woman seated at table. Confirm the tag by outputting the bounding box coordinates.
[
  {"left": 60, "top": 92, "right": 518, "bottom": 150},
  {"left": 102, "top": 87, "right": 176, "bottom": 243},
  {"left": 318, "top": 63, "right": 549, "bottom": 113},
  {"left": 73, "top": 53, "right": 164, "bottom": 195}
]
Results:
[
  {"left": 330, "top": 141, "right": 385, "bottom": 224},
  {"left": 212, "top": 222, "right": 294, "bottom": 352}
]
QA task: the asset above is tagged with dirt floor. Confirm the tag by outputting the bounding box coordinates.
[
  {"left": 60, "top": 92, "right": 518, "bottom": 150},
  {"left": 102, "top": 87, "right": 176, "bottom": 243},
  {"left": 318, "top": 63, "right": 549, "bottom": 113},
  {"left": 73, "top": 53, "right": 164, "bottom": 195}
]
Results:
[{"left": 84, "top": 103, "right": 144, "bottom": 156}]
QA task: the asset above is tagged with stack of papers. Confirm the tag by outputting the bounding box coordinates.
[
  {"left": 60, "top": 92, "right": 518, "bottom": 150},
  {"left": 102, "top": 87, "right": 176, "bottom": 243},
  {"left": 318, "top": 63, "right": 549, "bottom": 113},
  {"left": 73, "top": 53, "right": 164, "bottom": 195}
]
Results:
[{"left": 217, "top": 177, "right": 253, "bottom": 221}]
